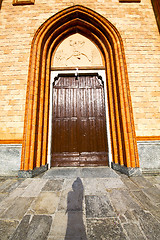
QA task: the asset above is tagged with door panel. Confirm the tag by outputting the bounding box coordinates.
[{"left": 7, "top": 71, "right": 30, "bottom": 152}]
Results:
[{"left": 51, "top": 74, "right": 108, "bottom": 166}]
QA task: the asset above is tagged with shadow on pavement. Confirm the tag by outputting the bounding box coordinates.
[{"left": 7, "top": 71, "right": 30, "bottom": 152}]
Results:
[{"left": 65, "top": 177, "right": 87, "bottom": 240}]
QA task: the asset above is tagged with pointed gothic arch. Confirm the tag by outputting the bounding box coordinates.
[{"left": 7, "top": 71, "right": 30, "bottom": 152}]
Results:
[{"left": 20, "top": 5, "right": 140, "bottom": 175}]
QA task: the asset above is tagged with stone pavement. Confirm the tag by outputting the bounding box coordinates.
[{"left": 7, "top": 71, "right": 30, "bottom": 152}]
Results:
[{"left": 0, "top": 167, "right": 160, "bottom": 240}]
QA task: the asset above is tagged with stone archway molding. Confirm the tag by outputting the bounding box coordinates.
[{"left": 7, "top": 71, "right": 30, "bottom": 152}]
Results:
[{"left": 19, "top": 5, "right": 141, "bottom": 178}]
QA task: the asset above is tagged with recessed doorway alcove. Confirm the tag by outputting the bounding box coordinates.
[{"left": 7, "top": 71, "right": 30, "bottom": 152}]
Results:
[{"left": 19, "top": 5, "right": 140, "bottom": 177}]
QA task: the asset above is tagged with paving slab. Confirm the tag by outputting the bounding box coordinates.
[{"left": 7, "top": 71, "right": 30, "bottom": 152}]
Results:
[
  {"left": 57, "top": 179, "right": 75, "bottom": 212},
  {"left": 130, "top": 176, "right": 153, "bottom": 188},
  {"left": 58, "top": 188, "right": 71, "bottom": 212},
  {"left": 133, "top": 209, "right": 160, "bottom": 240},
  {"left": 10, "top": 215, "right": 30, "bottom": 240},
  {"left": 85, "top": 195, "right": 116, "bottom": 218},
  {"left": 108, "top": 189, "right": 142, "bottom": 214},
  {"left": 130, "top": 190, "right": 159, "bottom": 212},
  {"left": 10, "top": 215, "right": 52, "bottom": 240},
  {"left": 123, "top": 210, "right": 138, "bottom": 222},
  {"left": 0, "top": 219, "right": 19, "bottom": 240},
  {"left": 62, "top": 178, "right": 75, "bottom": 191},
  {"left": 21, "top": 179, "right": 48, "bottom": 197},
  {"left": 0, "top": 179, "right": 16, "bottom": 192},
  {"left": 42, "top": 179, "right": 64, "bottom": 192},
  {"left": 3, "top": 179, "right": 24, "bottom": 192},
  {"left": 143, "top": 176, "right": 160, "bottom": 190},
  {"left": 144, "top": 176, "right": 158, "bottom": 185},
  {"left": 116, "top": 209, "right": 138, "bottom": 223},
  {"left": 145, "top": 175, "right": 160, "bottom": 185},
  {"left": 64, "top": 211, "right": 87, "bottom": 240},
  {"left": 83, "top": 178, "right": 126, "bottom": 195},
  {"left": 30, "top": 192, "right": 60, "bottom": 214},
  {"left": 0, "top": 193, "right": 17, "bottom": 210},
  {"left": 0, "top": 168, "right": 160, "bottom": 240},
  {"left": 0, "top": 193, "right": 8, "bottom": 202},
  {"left": 142, "top": 186, "right": 160, "bottom": 204},
  {"left": 0, "top": 197, "right": 34, "bottom": 220},
  {"left": 87, "top": 218, "right": 127, "bottom": 240},
  {"left": 120, "top": 177, "right": 139, "bottom": 191},
  {"left": 49, "top": 212, "right": 67, "bottom": 237},
  {"left": 17, "top": 178, "right": 33, "bottom": 188},
  {"left": 123, "top": 223, "right": 146, "bottom": 240},
  {"left": 8, "top": 187, "right": 25, "bottom": 198}
]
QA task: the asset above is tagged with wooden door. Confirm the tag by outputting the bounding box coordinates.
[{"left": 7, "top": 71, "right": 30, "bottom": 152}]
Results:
[{"left": 51, "top": 73, "right": 108, "bottom": 166}]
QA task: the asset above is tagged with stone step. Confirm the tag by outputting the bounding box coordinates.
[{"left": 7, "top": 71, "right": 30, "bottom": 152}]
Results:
[{"left": 42, "top": 166, "right": 120, "bottom": 179}]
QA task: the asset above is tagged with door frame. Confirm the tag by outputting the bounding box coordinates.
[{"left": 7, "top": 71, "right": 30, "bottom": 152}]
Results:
[{"left": 48, "top": 69, "right": 112, "bottom": 168}]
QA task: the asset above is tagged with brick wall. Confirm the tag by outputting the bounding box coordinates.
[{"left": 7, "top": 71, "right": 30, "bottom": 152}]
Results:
[{"left": 0, "top": 0, "right": 160, "bottom": 140}]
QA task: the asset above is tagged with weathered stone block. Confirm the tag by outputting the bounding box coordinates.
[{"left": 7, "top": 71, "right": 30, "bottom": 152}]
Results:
[
  {"left": 49, "top": 212, "right": 67, "bottom": 237},
  {"left": 131, "top": 190, "right": 159, "bottom": 212},
  {"left": 83, "top": 177, "right": 126, "bottom": 195},
  {"left": 137, "top": 141, "right": 160, "bottom": 170},
  {"left": 31, "top": 192, "right": 60, "bottom": 214},
  {"left": 108, "top": 189, "right": 141, "bottom": 214},
  {"left": 133, "top": 209, "right": 160, "bottom": 240},
  {"left": 21, "top": 179, "right": 47, "bottom": 197},
  {"left": 85, "top": 195, "right": 115, "bottom": 218},
  {"left": 1, "top": 197, "right": 34, "bottom": 220},
  {"left": 130, "top": 176, "right": 153, "bottom": 188},
  {"left": 87, "top": 218, "right": 127, "bottom": 240},
  {"left": 120, "top": 177, "right": 139, "bottom": 190},
  {"left": 64, "top": 212, "right": 87, "bottom": 240},
  {"left": 112, "top": 163, "right": 142, "bottom": 176},
  {"left": 42, "top": 179, "right": 64, "bottom": 192},
  {"left": 18, "top": 164, "right": 48, "bottom": 178},
  {"left": 0, "top": 219, "right": 19, "bottom": 240},
  {"left": 123, "top": 223, "right": 145, "bottom": 240},
  {"left": 0, "top": 145, "right": 21, "bottom": 176},
  {"left": 142, "top": 186, "right": 160, "bottom": 204},
  {"left": 10, "top": 215, "right": 52, "bottom": 240}
]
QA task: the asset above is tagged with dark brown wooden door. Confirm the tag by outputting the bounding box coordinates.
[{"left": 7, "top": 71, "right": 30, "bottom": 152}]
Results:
[{"left": 51, "top": 74, "right": 108, "bottom": 166}]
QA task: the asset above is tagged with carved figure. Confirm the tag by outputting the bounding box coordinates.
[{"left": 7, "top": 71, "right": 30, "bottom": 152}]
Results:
[{"left": 65, "top": 40, "right": 92, "bottom": 66}]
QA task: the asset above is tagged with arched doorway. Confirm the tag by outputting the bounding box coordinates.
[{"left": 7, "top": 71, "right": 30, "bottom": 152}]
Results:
[{"left": 19, "top": 5, "right": 140, "bottom": 177}]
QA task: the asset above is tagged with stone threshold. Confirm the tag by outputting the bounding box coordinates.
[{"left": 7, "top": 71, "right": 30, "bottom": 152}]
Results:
[
  {"left": 18, "top": 164, "right": 144, "bottom": 178},
  {"left": 42, "top": 166, "right": 120, "bottom": 179}
]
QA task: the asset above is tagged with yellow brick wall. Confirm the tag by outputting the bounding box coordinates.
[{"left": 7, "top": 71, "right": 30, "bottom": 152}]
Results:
[{"left": 0, "top": 0, "right": 160, "bottom": 139}]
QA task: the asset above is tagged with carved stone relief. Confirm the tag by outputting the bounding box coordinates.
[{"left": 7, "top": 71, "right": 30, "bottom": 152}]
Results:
[{"left": 52, "top": 34, "right": 104, "bottom": 68}]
